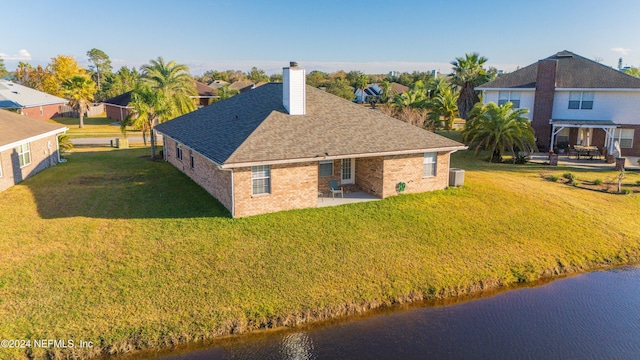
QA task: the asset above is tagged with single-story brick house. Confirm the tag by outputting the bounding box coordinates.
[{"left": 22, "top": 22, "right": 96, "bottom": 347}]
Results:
[
  {"left": 0, "top": 79, "right": 68, "bottom": 120},
  {"left": 0, "top": 109, "right": 68, "bottom": 192},
  {"left": 104, "top": 91, "right": 133, "bottom": 122},
  {"left": 155, "top": 62, "right": 465, "bottom": 217}
]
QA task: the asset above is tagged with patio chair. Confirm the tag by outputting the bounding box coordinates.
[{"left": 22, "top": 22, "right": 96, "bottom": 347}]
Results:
[{"left": 328, "top": 180, "right": 344, "bottom": 198}]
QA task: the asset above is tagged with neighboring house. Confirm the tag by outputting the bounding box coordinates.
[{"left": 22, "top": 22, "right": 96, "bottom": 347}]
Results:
[
  {"left": 192, "top": 81, "right": 218, "bottom": 108},
  {"left": 208, "top": 80, "right": 229, "bottom": 89},
  {"left": 103, "top": 91, "right": 133, "bottom": 122},
  {"left": 0, "top": 79, "right": 68, "bottom": 120},
  {"left": 228, "top": 80, "right": 255, "bottom": 93},
  {"left": 155, "top": 62, "right": 465, "bottom": 218},
  {"left": 478, "top": 50, "right": 640, "bottom": 156},
  {"left": 354, "top": 82, "right": 409, "bottom": 103},
  {"left": 0, "top": 109, "right": 67, "bottom": 192}
]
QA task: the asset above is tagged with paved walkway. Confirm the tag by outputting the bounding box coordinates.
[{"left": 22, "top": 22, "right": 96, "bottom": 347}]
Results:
[
  {"left": 317, "top": 191, "right": 380, "bottom": 207},
  {"left": 71, "top": 135, "right": 164, "bottom": 146}
]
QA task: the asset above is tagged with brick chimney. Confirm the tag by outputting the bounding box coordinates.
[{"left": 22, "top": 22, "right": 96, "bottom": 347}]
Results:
[
  {"left": 531, "top": 59, "right": 557, "bottom": 150},
  {"left": 283, "top": 61, "right": 306, "bottom": 115}
]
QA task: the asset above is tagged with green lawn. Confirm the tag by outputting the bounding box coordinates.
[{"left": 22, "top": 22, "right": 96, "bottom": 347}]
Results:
[
  {"left": 1, "top": 146, "right": 639, "bottom": 359},
  {"left": 48, "top": 116, "right": 141, "bottom": 138}
]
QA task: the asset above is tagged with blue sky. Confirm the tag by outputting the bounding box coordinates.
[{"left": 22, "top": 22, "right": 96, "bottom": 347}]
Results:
[{"left": 2, "top": 0, "right": 639, "bottom": 75}]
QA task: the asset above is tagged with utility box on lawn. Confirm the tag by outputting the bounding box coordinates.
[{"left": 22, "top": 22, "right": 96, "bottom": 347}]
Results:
[{"left": 449, "top": 168, "right": 465, "bottom": 187}]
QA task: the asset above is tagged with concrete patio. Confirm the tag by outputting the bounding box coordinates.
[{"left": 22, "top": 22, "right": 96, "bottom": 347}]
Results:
[
  {"left": 529, "top": 153, "right": 640, "bottom": 170},
  {"left": 317, "top": 191, "right": 380, "bottom": 207}
]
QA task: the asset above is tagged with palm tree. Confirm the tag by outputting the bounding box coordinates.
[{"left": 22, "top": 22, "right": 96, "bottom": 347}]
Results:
[
  {"left": 393, "top": 89, "right": 427, "bottom": 108},
  {"left": 134, "top": 57, "right": 196, "bottom": 159},
  {"left": 62, "top": 75, "right": 96, "bottom": 128},
  {"left": 427, "top": 86, "right": 459, "bottom": 130},
  {"left": 450, "top": 53, "right": 493, "bottom": 120},
  {"left": 462, "top": 102, "right": 536, "bottom": 163},
  {"left": 379, "top": 81, "right": 397, "bottom": 103},
  {"left": 355, "top": 73, "right": 369, "bottom": 104}
]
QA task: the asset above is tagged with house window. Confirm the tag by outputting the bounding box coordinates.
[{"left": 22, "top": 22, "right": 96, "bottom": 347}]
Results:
[
  {"left": 615, "top": 129, "right": 635, "bottom": 149},
  {"left": 569, "top": 91, "right": 594, "bottom": 110},
  {"left": 190, "top": 150, "right": 194, "bottom": 169},
  {"left": 17, "top": 143, "right": 31, "bottom": 168},
  {"left": 423, "top": 152, "right": 437, "bottom": 177},
  {"left": 498, "top": 91, "right": 521, "bottom": 108},
  {"left": 319, "top": 160, "right": 333, "bottom": 177},
  {"left": 556, "top": 128, "right": 570, "bottom": 148},
  {"left": 252, "top": 165, "right": 271, "bottom": 195},
  {"left": 176, "top": 143, "right": 183, "bottom": 160}
]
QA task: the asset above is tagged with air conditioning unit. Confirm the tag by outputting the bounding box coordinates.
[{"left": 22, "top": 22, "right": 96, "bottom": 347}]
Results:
[{"left": 449, "top": 168, "right": 465, "bottom": 187}]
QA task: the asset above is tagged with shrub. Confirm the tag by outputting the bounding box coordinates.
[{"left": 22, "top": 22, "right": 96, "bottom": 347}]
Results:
[
  {"left": 636, "top": 180, "right": 640, "bottom": 186},
  {"left": 562, "top": 172, "right": 574, "bottom": 180},
  {"left": 549, "top": 175, "right": 559, "bottom": 182},
  {"left": 593, "top": 179, "right": 603, "bottom": 185},
  {"left": 572, "top": 181, "right": 580, "bottom": 187},
  {"left": 621, "top": 188, "right": 632, "bottom": 195},
  {"left": 514, "top": 152, "right": 529, "bottom": 164}
]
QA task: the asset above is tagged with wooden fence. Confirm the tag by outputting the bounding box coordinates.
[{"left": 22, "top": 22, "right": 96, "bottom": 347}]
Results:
[{"left": 59, "top": 104, "right": 104, "bottom": 118}]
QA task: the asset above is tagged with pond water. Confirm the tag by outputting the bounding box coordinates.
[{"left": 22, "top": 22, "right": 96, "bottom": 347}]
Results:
[{"left": 148, "top": 266, "right": 640, "bottom": 360}]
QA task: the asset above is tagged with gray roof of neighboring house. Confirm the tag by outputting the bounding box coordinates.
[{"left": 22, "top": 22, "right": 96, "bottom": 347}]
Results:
[
  {"left": 478, "top": 51, "right": 640, "bottom": 89},
  {"left": 228, "top": 80, "right": 254, "bottom": 92},
  {"left": 0, "top": 109, "right": 67, "bottom": 149},
  {"left": 103, "top": 91, "right": 132, "bottom": 107},
  {"left": 155, "top": 83, "right": 464, "bottom": 167},
  {"left": 0, "top": 79, "right": 68, "bottom": 109}
]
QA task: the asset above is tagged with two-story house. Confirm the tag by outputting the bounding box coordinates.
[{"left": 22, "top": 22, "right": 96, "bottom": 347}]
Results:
[{"left": 478, "top": 51, "right": 640, "bottom": 157}]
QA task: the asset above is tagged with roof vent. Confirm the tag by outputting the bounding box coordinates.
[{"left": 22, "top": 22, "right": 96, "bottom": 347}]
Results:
[{"left": 556, "top": 51, "right": 573, "bottom": 58}]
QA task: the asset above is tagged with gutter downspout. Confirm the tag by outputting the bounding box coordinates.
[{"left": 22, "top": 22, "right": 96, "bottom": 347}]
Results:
[{"left": 217, "top": 165, "right": 235, "bottom": 218}]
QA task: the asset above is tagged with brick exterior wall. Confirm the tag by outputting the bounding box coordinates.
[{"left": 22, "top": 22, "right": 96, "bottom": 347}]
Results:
[
  {"left": 620, "top": 124, "right": 640, "bottom": 157},
  {"left": 233, "top": 162, "right": 318, "bottom": 217},
  {"left": 20, "top": 104, "right": 64, "bottom": 120},
  {"left": 355, "top": 156, "right": 384, "bottom": 196},
  {"left": 0, "top": 134, "right": 60, "bottom": 192},
  {"left": 532, "top": 59, "right": 558, "bottom": 151},
  {"left": 105, "top": 105, "right": 131, "bottom": 122},
  {"left": 380, "top": 152, "right": 450, "bottom": 198},
  {"left": 164, "top": 137, "right": 233, "bottom": 213}
]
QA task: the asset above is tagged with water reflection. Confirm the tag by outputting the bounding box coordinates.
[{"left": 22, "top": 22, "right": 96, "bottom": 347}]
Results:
[
  {"left": 152, "top": 266, "right": 640, "bottom": 360},
  {"left": 280, "top": 332, "right": 314, "bottom": 360}
]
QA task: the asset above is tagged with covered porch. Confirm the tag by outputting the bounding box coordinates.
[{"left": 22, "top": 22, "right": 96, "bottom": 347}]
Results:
[
  {"left": 549, "top": 119, "right": 619, "bottom": 157},
  {"left": 317, "top": 157, "right": 385, "bottom": 199}
]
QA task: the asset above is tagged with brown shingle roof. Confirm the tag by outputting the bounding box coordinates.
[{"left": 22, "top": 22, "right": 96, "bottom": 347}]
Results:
[
  {"left": 0, "top": 109, "right": 67, "bottom": 149},
  {"left": 478, "top": 50, "right": 640, "bottom": 89},
  {"left": 155, "top": 83, "right": 464, "bottom": 166},
  {"left": 194, "top": 81, "right": 217, "bottom": 97}
]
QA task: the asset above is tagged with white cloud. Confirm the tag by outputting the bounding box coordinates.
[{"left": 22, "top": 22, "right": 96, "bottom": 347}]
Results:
[
  {"left": 611, "top": 47, "right": 631, "bottom": 55},
  {"left": 0, "top": 49, "right": 32, "bottom": 61}
]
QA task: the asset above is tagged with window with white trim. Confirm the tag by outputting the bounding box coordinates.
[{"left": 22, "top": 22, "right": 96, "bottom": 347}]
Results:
[
  {"left": 423, "top": 152, "right": 437, "bottom": 177},
  {"left": 498, "top": 91, "right": 521, "bottom": 108},
  {"left": 319, "top": 160, "right": 333, "bottom": 177},
  {"left": 252, "top": 165, "right": 271, "bottom": 195},
  {"left": 17, "top": 143, "right": 31, "bottom": 168},
  {"left": 615, "top": 129, "right": 634, "bottom": 149},
  {"left": 176, "top": 143, "right": 183, "bottom": 160},
  {"left": 568, "top": 91, "right": 594, "bottom": 110}
]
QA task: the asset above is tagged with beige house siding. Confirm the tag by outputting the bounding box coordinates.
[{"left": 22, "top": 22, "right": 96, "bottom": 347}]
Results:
[
  {"left": 381, "top": 152, "right": 450, "bottom": 198},
  {"left": 0, "top": 134, "right": 60, "bottom": 192},
  {"left": 233, "top": 162, "right": 318, "bottom": 217},
  {"left": 164, "top": 137, "right": 233, "bottom": 213}
]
